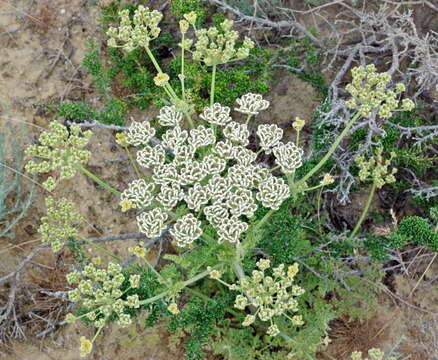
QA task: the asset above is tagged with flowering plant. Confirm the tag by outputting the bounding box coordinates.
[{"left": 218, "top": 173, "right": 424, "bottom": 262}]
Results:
[{"left": 24, "top": 5, "right": 414, "bottom": 359}]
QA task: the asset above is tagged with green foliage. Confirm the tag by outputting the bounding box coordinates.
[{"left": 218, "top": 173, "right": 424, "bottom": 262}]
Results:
[
  {"left": 285, "top": 36, "right": 328, "bottom": 97},
  {"left": 167, "top": 47, "right": 272, "bottom": 109},
  {"left": 57, "top": 41, "right": 128, "bottom": 125},
  {"left": 388, "top": 215, "right": 438, "bottom": 252},
  {"left": 56, "top": 102, "right": 96, "bottom": 121},
  {"left": 0, "top": 131, "right": 34, "bottom": 239},
  {"left": 350, "top": 108, "right": 435, "bottom": 179},
  {"left": 168, "top": 296, "right": 229, "bottom": 360},
  {"left": 66, "top": 239, "right": 87, "bottom": 264},
  {"left": 170, "top": 0, "right": 208, "bottom": 24}
]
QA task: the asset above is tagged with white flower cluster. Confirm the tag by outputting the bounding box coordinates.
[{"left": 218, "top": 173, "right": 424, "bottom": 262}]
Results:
[
  {"left": 190, "top": 19, "right": 255, "bottom": 66},
  {"left": 235, "top": 93, "right": 270, "bottom": 115},
  {"left": 25, "top": 122, "right": 92, "bottom": 191},
  {"left": 38, "top": 196, "right": 83, "bottom": 252},
  {"left": 346, "top": 64, "right": 415, "bottom": 118},
  {"left": 230, "top": 259, "right": 305, "bottom": 337},
  {"left": 350, "top": 348, "right": 396, "bottom": 360},
  {"left": 355, "top": 147, "right": 397, "bottom": 188},
  {"left": 121, "top": 93, "right": 301, "bottom": 247},
  {"left": 67, "top": 261, "right": 141, "bottom": 329},
  {"left": 106, "top": 5, "right": 163, "bottom": 51}
]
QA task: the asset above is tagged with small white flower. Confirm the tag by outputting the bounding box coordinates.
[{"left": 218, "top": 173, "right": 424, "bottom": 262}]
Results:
[
  {"left": 233, "top": 146, "right": 257, "bottom": 166},
  {"left": 162, "top": 126, "right": 188, "bottom": 150},
  {"left": 184, "top": 184, "right": 210, "bottom": 212},
  {"left": 156, "top": 183, "right": 184, "bottom": 210},
  {"left": 212, "top": 139, "right": 235, "bottom": 159},
  {"left": 218, "top": 216, "right": 248, "bottom": 243},
  {"left": 266, "top": 324, "right": 280, "bottom": 337},
  {"left": 235, "top": 93, "right": 269, "bottom": 115},
  {"left": 226, "top": 188, "right": 257, "bottom": 218},
  {"left": 200, "top": 103, "right": 232, "bottom": 126},
  {"left": 234, "top": 294, "right": 248, "bottom": 310},
  {"left": 273, "top": 142, "right": 304, "bottom": 173},
  {"left": 206, "top": 175, "right": 231, "bottom": 201},
  {"left": 179, "top": 161, "right": 207, "bottom": 185},
  {"left": 121, "top": 179, "right": 155, "bottom": 208},
  {"left": 126, "top": 121, "right": 156, "bottom": 146},
  {"left": 256, "top": 176, "right": 290, "bottom": 210},
  {"left": 257, "top": 124, "right": 283, "bottom": 153},
  {"left": 227, "top": 164, "right": 254, "bottom": 189},
  {"left": 204, "top": 203, "right": 229, "bottom": 226},
  {"left": 242, "top": 314, "right": 255, "bottom": 326},
  {"left": 152, "top": 164, "right": 178, "bottom": 185},
  {"left": 174, "top": 144, "right": 196, "bottom": 165},
  {"left": 189, "top": 125, "right": 216, "bottom": 148},
  {"left": 202, "top": 155, "right": 227, "bottom": 175},
  {"left": 157, "top": 105, "right": 183, "bottom": 127},
  {"left": 137, "top": 208, "right": 168, "bottom": 238},
  {"left": 136, "top": 144, "right": 165, "bottom": 168},
  {"left": 170, "top": 213, "right": 203, "bottom": 247},
  {"left": 223, "top": 121, "right": 250, "bottom": 146}
]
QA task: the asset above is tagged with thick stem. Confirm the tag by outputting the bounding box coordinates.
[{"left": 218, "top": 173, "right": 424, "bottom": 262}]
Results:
[
  {"left": 210, "top": 64, "right": 217, "bottom": 107},
  {"left": 77, "top": 165, "right": 121, "bottom": 196},
  {"left": 348, "top": 182, "right": 377, "bottom": 241},
  {"left": 250, "top": 209, "right": 275, "bottom": 236},
  {"left": 145, "top": 47, "right": 178, "bottom": 100},
  {"left": 181, "top": 35, "right": 186, "bottom": 100},
  {"left": 138, "top": 269, "right": 210, "bottom": 306},
  {"left": 295, "top": 111, "right": 361, "bottom": 188}
]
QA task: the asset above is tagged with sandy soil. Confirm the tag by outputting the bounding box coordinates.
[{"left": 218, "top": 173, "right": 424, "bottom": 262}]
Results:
[{"left": 0, "top": 1, "right": 437, "bottom": 359}]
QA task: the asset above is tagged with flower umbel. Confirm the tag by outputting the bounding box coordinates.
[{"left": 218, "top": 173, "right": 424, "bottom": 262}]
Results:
[
  {"left": 230, "top": 260, "right": 305, "bottom": 336},
  {"left": 25, "top": 122, "right": 92, "bottom": 190}
]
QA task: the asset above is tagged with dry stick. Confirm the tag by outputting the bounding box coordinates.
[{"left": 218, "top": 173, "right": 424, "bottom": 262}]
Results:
[
  {"left": 208, "top": 0, "right": 324, "bottom": 48},
  {"left": 363, "top": 277, "right": 437, "bottom": 315},
  {"left": 276, "top": 0, "right": 346, "bottom": 14},
  {"left": 408, "top": 253, "right": 438, "bottom": 298}
]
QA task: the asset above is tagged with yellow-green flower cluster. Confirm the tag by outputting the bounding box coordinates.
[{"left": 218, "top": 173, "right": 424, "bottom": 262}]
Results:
[
  {"left": 67, "top": 262, "right": 140, "bottom": 331},
  {"left": 106, "top": 5, "right": 163, "bottom": 52},
  {"left": 355, "top": 147, "right": 397, "bottom": 188},
  {"left": 230, "top": 259, "right": 305, "bottom": 337},
  {"left": 121, "top": 93, "right": 298, "bottom": 248},
  {"left": 190, "top": 19, "right": 255, "bottom": 66},
  {"left": 25, "top": 122, "right": 92, "bottom": 191},
  {"left": 38, "top": 196, "right": 82, "bottom": 252},
  {"left": 345, "top": 64, "right": 415, "bottom": 118},
  {"left": 350, "top": 348, "right": 396, "bottom": 360}
]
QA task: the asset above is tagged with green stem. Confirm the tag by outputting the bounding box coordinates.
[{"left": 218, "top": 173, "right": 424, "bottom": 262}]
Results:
[
  {"left": 124, "top": 146, "right": 142, "bottom": 178},
  {"left": 138, "top": 269, "right": 210, "bottom": 306},
  {"left": 286, "top": 172, "right": 295, "bottom": 192},
  {"left": 92, "top": 324, "right": 105, "bottom": 343},
  {"left": 210, "top": 64, "right": 217, "bottom": 107},
  {"left": 77, "top": 165, "right": 121, "bottom": 196},
  {"left": 251, "top": 209, "right": 275, "bottom": 236},
  {"left": 81, "top": 237, "right": 123, "bottom": 262},
  {"left": 348, "top": 182, "right": 377, "bottom": 241},
  {"left": 145, "top": 47, "right": 178, "bottom": 100},
  {"left": 181, "top": 35, "right": 186, "bottom": 100},
  {"left": 145, "top": 46, "right": 164, "bottom": 74},
  {"left": 295, "top": 111, "right": 361, "bottom": 188}
]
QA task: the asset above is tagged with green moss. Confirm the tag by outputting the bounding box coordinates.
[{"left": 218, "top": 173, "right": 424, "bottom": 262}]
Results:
[
  {"left": 170, "top": 0, "right": 209, "bottom": 24},
  {"left": 56, "top": 102, "right": 96, "bottom": 122}
]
